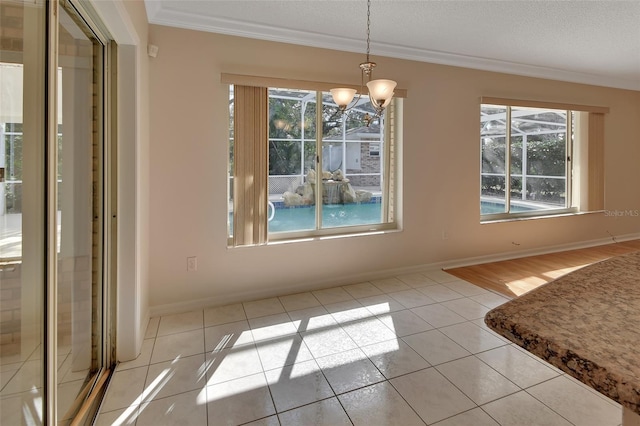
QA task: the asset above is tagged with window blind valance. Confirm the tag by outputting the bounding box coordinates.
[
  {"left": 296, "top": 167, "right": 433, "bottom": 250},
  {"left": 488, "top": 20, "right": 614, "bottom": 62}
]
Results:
[
  {"left": 481, "top": 96, "right": 609, "bottom": 114},
  {"left": 222, "top": 73, "right": 407, "bottom": 98}
]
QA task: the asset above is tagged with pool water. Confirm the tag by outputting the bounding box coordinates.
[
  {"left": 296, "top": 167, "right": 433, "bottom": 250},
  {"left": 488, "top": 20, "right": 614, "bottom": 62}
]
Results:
[
  {"left": 481, "top": 200, "right": 540, "bottom": 215},
  {"left": 269, "top": 203, "right": 383, "bottom": 233},
  {"left": 229, "top": 200, "right": 538, "bottom": 234}
]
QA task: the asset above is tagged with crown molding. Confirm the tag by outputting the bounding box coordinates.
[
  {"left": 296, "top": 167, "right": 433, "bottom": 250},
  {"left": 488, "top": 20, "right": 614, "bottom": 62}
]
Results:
[
  {"left": 147, "top": 4, "right": 640, "bottom": 91},
  {"left": 375, "top": 42, "right": 640, "bottom": 91}
]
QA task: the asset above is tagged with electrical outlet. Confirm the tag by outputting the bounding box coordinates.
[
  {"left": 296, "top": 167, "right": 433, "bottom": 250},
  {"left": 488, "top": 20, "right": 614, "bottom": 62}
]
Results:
[
  {"left": 442, "top": 230, "right": 449, "bottom": 240},
  {"left": 187, "top": 256, "right": 197, "bottom": 271}
]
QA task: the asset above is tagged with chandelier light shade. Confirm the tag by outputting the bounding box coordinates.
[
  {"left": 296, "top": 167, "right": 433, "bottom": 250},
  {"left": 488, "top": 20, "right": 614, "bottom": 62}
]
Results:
[
  {"left": 330, "top": 88, "right": 357, "bottom": 111},
  {"left": 330, "top": 0, "right": 396, "bottom": 121},
  {"left": 367, "top": 79, "right": 397, "bottom": 110}
]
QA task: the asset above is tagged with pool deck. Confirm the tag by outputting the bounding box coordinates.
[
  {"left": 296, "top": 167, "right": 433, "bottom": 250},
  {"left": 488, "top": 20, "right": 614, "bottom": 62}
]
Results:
[{"left": 267, "top": 186, "right": 382, "bottom": 203}]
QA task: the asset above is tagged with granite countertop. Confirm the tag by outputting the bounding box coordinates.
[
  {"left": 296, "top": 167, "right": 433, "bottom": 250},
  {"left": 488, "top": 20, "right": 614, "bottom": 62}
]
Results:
[{"left": 485, "top": 250, "right": 640, "bottom": 415}]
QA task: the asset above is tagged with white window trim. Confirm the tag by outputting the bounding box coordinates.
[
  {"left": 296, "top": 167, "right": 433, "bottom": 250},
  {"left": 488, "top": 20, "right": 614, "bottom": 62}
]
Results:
[
  {"left": 480, "top": 98, "right": 607, "bottom": 222},
  {"left": 227, "top": 83, "right": 402, "bottom": 246}
]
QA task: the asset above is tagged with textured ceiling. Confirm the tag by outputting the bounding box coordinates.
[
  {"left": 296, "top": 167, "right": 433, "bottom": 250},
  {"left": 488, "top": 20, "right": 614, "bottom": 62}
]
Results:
[{"left": 145, "top": 0, "right": 640, "bottom": 90}]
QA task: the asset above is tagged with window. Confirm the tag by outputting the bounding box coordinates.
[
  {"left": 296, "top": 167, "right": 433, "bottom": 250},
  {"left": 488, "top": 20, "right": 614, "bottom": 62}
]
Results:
[
  {"left": 1, "top": 65, "right": 64, "bottom": 216},
  {"left": 480, "top": 97, "right": 608, "bottom": 220},
  {"left": 369, "top": 142, "right": 380, "bottom": 157},
  {"left": 227, "top": 80, "right": 401, "bottom": 246}
]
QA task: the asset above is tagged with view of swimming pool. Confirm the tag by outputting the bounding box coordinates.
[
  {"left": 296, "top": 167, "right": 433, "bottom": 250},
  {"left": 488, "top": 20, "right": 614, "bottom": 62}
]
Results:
[
  {"left": 229, "top": 199, "right": 538, "bottom": 235},
  {"left": 269, "top": 202, "right": 383, "bottom": 233},
  {"left": 480, "top": 200, "right": 536, "bottom": 215}
]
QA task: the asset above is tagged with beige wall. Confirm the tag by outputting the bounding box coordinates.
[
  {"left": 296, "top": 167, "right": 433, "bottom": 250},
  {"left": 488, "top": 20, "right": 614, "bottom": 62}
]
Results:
[{"left": 147, "top": 24, "right": 640, "bottom": 312}]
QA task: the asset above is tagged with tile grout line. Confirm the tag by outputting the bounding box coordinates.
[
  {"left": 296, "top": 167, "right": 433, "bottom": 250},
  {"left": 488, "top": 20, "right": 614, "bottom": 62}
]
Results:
[
  {"left": 98, "top": 273, "right": 622, "bottom": 426},
  {"left": 523, "top": 385, "right": 580, "bottom": 426}
]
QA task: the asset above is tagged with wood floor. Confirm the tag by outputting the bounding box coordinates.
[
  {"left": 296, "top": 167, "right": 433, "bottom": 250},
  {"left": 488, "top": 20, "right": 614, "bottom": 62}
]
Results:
[{"left": 445, "top": 239, "right": 640, "bottom": 298}]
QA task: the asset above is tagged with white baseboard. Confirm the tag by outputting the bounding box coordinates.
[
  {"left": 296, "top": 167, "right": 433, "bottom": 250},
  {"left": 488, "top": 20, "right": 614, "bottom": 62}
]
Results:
[
  {"left": 149, "top": 232, "right": 640, "bottom": 317},
  {"left": 148, "top": 261, "right": 443, "bottom": 317},
  {"left": 441, "top": 232, "right": 640, "bottom": 270}
]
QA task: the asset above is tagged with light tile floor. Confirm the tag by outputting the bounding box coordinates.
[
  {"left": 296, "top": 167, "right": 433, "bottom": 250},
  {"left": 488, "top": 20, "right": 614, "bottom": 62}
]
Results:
[
  {"left": 0, "top": 343, "right": 90, "bottom": 424},
  {"left": 95, "top": 271, "right": 622, "bottom": 426}
]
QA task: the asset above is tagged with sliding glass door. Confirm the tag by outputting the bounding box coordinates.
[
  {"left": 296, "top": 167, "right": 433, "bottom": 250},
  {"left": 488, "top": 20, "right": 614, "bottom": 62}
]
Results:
[
  {"left": 0, "top": 1, "right": 47, "bottom": 423},
  {"left": 55, "top": 3, "right": 111, "bottom": 423},
  {"left": 0, "top": 1, "right": 114, "bottom": 424}
]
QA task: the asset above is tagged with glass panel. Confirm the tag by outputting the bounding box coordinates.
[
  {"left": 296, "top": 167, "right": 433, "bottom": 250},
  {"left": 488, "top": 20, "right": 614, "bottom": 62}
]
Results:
[
  {"left": 268, "top": 88, "right": 317, "bottom": 233},
  {"left": 0, "top": 1, "right": 46, "bottom": 424},
  {"left": 509, "top": 136, "right": 523, "bottom": 204},
  {"left": 511, "top": 106, "right": 567, "bottom": 211},
  {"left": 56, "top": 6, "right": 102, "bottom": 422},
  {"left": 252, "top": 88, "right": 393, "bottom": 235},
  {"left": 320, "top": 93, "right": 383, "bottom": 229},
  {"left": 524, "top": 176, "right": 566, "bottom": 206},
  {"left": 480, "top": 105, "right": 507, "bottom": 214}
]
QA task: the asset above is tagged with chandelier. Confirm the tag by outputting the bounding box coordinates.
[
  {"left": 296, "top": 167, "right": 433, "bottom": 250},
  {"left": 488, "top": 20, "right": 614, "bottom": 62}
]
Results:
[{"left": 330, "top": 0, "right": 397, "bottom": 121}]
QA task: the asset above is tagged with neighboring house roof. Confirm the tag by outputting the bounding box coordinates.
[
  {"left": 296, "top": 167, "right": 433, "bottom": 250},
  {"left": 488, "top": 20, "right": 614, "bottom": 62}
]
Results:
[{"left": 323, "top": 124, "right": 381, "bottom": 141}]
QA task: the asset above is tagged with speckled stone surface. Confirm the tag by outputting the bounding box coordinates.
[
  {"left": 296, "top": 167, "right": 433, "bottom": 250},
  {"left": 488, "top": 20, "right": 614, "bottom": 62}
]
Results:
[{"left": 485, "top": 250, "right": 640, "bottom": 415}]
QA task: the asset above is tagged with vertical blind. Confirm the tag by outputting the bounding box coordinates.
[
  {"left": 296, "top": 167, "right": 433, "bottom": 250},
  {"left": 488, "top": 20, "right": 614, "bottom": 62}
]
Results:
[
  {"left": 383, "top": 99, "right": 398, "bottom": 223},
  {"left": 588, "top": 112, "right": 605, "bottom": 211},
  {"left": 233, "top": 85, "right": 269, "bottom": 246}
]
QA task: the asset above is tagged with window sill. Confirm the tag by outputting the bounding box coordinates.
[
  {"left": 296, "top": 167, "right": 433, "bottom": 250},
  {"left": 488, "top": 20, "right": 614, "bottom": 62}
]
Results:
[
  {"left": 226, "top": 224, "right": 401, "bottom": 248},
  {"left": 267, "top": 226, "right": 401, "bottom": 246},
  {"left": 480, "top": 208, "right": 601, "bottom": 224}
]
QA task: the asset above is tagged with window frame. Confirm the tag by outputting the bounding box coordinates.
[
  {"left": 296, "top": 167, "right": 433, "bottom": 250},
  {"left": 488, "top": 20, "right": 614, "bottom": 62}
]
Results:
[
  {"left": 226, "top": 77, "right": 403, "bottom": 247},
  {"left": 479, "top": 97, "right": 608, "bottom": 222}
]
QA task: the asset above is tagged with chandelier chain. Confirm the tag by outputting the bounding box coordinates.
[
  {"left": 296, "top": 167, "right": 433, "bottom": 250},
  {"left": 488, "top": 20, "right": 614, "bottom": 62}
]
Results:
[
  {"left": 366, "top": 0, "right": 371, "bottom": 62},
  {"left": 330, "top": 0, "right": 395, "bottom": 123}
]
